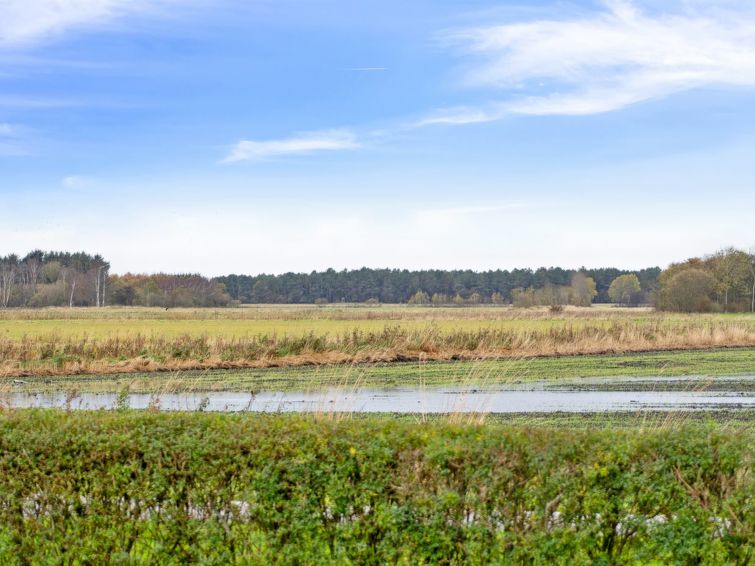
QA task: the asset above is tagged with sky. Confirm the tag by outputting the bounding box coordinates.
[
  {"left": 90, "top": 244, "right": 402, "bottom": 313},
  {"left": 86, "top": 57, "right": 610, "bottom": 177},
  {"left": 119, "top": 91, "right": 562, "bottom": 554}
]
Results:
[{"left": 1, "top": 0, "right": 754, "bottom": 276}]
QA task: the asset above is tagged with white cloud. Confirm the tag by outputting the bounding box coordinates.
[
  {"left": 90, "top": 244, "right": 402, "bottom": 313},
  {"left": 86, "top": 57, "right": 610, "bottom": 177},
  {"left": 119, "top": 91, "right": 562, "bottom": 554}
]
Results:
[
  {"left": 0, "top": 123, "right": 14, "bottom": 135},
  {"left": 223, "top": 129, "right": 360, "bottom": 163},
  {"left": 0, "top": 0, "right": 185, "bottom": 49},
  {"left": 443, "top": 0, "right": 755, "bottom": 117},
  {"left": 416, "top": 106, "right": 503, "bottom": 126}
]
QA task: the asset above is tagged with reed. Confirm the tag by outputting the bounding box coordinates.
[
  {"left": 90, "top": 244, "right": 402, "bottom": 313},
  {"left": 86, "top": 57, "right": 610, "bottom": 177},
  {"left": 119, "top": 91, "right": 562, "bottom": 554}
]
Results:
[{"left": 1, "top": 317, "right": 754, "bottom": 378}]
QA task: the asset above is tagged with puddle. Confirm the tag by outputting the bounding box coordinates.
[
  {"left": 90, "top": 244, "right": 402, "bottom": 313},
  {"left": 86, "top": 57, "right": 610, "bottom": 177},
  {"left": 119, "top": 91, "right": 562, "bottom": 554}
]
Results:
[{"left": 4, "top": 376, "right": 754, "bottom": 413}]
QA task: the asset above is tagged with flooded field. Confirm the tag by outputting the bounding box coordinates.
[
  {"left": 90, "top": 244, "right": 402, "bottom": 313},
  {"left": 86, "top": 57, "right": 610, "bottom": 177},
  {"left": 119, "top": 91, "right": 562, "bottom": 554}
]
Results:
[{"left": 5, "top": 375, "right": 754, "bottom": 414}]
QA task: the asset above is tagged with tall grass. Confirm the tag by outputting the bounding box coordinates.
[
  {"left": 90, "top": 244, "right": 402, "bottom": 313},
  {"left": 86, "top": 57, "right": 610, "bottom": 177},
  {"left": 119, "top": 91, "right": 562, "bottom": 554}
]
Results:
[
  {"left": 4, "top": 304, "right": 753, "bottom": 321},
  {"left": 0, "top": 304, "right": 642, "bottom": 321},
  {"left": 2, "top": 318, "right": 754, "bottom": 377}
]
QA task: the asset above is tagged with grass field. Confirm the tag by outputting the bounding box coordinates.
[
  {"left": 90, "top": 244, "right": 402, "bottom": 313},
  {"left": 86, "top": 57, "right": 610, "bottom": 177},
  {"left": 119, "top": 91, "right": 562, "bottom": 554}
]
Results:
[
  {"left": 0, "top": 315, "right": 607, "bottom": 340},
  {"left": 2, "top": 305, "right": 754, "bottom": 339},
  {"left": 1, "top": 306, "right": 754, "bottom": 378},
  {"left": 0, "top": 305, "right": 663, "bottom": 342},
  {"left": 5, "top": 348, "right": 754, "bottom": 393}
]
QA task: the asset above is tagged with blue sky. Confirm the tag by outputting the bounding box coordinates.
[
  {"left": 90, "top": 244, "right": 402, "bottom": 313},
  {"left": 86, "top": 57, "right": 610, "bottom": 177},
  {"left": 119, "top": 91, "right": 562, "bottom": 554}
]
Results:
[{"left": 1, "top": 0, "right": 754, "bottom": 275}]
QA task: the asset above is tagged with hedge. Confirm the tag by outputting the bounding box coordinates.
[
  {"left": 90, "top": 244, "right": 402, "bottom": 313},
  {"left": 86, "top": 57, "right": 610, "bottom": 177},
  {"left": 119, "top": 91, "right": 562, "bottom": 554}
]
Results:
[{"left": 0, "top": 411, "right": 751, "bottom": 564}]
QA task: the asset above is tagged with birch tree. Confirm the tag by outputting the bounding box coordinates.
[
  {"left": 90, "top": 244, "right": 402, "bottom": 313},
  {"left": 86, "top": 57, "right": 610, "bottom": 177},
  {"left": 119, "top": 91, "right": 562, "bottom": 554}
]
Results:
[
  {"left": 0, "top": 255, "right": 19, "bottom": 308},
  {"left": 608, "top": 274, "right": 641, "bottom": 306}
]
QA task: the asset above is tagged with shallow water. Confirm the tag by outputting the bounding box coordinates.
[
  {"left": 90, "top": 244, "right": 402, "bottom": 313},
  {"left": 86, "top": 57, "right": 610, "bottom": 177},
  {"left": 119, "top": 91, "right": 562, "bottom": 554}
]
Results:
[{"left": 5, "top": 375, "right": 754, "bottom": 413}]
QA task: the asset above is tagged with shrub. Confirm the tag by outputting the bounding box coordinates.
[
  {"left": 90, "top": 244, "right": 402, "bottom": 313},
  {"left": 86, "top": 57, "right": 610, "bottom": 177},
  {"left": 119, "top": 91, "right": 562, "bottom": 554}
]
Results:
[
  {"left": 658, "top": 269, "right": 716, "bottom": 312},
  {"left": 0, "top": 412, "right": 750, "bottom": 564}
]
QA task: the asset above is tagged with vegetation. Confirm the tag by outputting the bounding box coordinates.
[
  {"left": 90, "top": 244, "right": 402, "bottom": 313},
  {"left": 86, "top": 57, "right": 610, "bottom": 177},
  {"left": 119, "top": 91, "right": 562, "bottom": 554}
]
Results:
[
  {"left": 0, "top": 411, "right": 750, "bottom": 564},
  {"left": 217, "top": 266, "right": 659, "bottom": 305},
  {"left": 1, "top": 306, "right": 753, "bottom": 378},
  {"left": 108, "top": 273, "right": 231, "bottom": 308},
  {"left": 0, "top": 250, "right": 659, "bottom": 308},
  {"left": 511, "top": 273, "right": 598, "bottom": 308},
  {"left": 4, "top": 247, "right": 755, "bottom": 313},
  {"left": 1, "top": 251, "right": 752, "bottom": 563},
  {"left": 6, "top": 347, "right": 754, "bottom": 394},
  {"left": 608, "top": 274, "right": 642, "bottom": 306},
  {"left": 660, "top": 269, "right": 716, "bottom": 313},
  {"left": 0, "top": 251, "right": 109, "bottom": 308},
  {"left": 657, "top": 247, "right": 755, "bottom": 312},
  {"left": 0, "top": 251, "right": 230, "bottom": 308}
]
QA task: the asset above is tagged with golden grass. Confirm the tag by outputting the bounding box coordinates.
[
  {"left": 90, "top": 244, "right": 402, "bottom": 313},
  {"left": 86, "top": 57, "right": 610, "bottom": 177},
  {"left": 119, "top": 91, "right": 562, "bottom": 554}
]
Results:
[
  {"left": 0, "top": 304, "right": 656, "bottom": 322},
  {"left": 1, "top": 314, "right": 754, "bottom": 378},
  {"left": 1, "top": 305, "right": 752, "bottom": 338}
]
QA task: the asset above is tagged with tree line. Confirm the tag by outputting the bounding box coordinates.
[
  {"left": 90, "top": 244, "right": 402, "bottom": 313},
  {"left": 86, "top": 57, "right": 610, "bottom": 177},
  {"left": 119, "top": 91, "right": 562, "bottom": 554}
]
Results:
[
  {"left": 3, "top": 248, "right": 752, "bottom": 311},
  {"left": 216, "top": 266, "right": 660, "bottom": 305},
  {"left": 0, "top": 251, "right": 229, "bottom": 308}
]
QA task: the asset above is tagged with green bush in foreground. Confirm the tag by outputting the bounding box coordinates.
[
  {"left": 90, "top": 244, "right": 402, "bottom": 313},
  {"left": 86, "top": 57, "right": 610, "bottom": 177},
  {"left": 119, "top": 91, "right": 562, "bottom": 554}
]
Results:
[{"left": 0, "top": 411, "right": 751, "bottom": 564}]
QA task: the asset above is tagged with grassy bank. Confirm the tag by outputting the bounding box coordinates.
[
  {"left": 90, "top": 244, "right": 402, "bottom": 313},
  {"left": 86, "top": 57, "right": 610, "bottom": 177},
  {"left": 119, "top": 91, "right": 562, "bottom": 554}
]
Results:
[
  {"left": 1, "top": 307, "right": 754, "bottom": 377},
  {"left": 0, "top": 411, "right": 751, "bottom": 564}
]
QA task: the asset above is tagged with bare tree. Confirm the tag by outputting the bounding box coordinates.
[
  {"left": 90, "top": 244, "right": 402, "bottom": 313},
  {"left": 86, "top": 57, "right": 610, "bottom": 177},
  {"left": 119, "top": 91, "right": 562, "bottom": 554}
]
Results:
[
  {"left": 90, "top": 255, "right": 110, "bottom": 307},
  {"left": 60, "top": 267, "right": 78, "bottom": 308},
  {"left": 25, "top": 261, "right": 39, "bottom": 291},
  {"left": 0, "top": 255, "right": 19, "bottom": 308},
  {"left": 102, "top": 266, "right": 107, "bottom": 307},
  {"left": 95, "top": 266, "right": 104, "bottom": 307}
]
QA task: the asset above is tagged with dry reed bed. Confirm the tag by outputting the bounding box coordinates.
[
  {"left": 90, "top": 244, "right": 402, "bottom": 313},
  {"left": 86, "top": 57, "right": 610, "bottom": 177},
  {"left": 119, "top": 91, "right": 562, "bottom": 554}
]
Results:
[{"left": 1, "top": 320, "right": 754, "bottom": 378}]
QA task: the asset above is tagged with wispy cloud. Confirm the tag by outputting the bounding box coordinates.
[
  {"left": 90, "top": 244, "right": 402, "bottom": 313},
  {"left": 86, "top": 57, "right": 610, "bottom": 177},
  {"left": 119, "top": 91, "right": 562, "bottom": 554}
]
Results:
[
  {"left": 223, "top": 129, "right": 359, "bottom": 163},
  {"left": 437, "top": 0, "right": 755, "bottom": 118},
  {"left": 416, "top": 106, "right": 504, "bottom": 126},
  {"left": 347, "top": 67, "right": 387, "bottom": 72},
  {"left": 0, "top": 0, "right": 185, "bottom": 49},
  {"left": 0, "top": 123, "right": 14, "bottom": 136}
]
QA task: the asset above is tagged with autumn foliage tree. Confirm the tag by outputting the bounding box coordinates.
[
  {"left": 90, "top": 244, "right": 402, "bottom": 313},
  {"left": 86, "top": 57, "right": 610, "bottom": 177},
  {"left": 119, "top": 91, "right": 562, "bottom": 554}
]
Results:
[
  {"left": 108, "top": 274, "right": 231, "bottom": 307},
  {"left": 658, "top": 269, "right": 715, "bottom": 312},
  {"left": 608, "top": 274, "right": 642, "bottom": 306},
  {"left": 656, "top": 248, "right": 754, "bottom": 312}
]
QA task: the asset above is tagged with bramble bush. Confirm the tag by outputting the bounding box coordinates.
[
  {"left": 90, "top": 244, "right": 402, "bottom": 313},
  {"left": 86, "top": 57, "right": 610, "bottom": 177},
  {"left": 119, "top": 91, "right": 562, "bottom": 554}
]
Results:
[{"left": 0, "top": 411, "right": 751, "bottom": 564}]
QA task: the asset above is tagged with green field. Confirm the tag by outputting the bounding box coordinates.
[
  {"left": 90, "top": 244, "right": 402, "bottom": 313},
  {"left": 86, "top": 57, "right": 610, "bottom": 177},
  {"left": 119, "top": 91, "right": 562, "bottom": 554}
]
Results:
[{"left": 7, "top": 347, "right": 754, "bottom": 393}]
